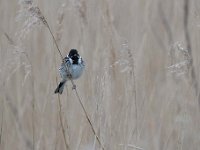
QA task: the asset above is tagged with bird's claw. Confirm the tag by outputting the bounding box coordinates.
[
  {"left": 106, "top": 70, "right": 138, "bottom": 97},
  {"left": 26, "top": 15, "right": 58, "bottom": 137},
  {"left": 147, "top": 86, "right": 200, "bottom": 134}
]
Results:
[{"left": 72, "top": 84, "right": 76, "bottom": 90}]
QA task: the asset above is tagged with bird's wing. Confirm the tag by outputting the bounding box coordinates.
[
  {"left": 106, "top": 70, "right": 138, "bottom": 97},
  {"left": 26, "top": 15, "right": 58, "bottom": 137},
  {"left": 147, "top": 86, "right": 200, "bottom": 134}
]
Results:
[{"left": 59, "top": 57, "right": 72, "bottom": 72}]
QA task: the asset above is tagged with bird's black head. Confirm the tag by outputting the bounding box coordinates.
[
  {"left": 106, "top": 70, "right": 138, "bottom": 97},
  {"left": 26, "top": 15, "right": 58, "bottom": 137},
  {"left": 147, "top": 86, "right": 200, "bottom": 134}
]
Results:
[
  {"left": 68, "top": 49, "right": 79, "bottom": 64},
  {"left": 69, "top": 49, "right": 78, "bottom": 57}
]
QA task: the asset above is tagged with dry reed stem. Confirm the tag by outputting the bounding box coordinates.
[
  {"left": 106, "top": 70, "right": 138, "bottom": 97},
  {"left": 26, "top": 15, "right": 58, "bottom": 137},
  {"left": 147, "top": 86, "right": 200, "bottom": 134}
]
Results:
[
  {"left": 53, "top": 32, "right": 70, "bottom": 150},
  {"left": 74, "top": 89, "right": 105, "bottom": 150},
  {"left": 0, "top": 99, "right": 4, "bottom": 147},
  {"left": 37, "top": 7, "right": 105, "bottom": 150},
  {"left": 128, "top": 48, "right": 138, "bottom": 140},
  {"left": 30, "top": 69, "right": 35, "bottom": 150},
  {"left": 57, "top": 93, "right": 70, "bottom": 150},
  {"left": 44, "top": 17, "right": 77, "bottom": 89}
]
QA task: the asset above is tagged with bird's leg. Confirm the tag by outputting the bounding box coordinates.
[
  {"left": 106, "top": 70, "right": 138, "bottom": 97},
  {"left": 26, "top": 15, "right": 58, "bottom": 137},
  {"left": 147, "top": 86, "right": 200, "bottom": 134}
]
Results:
[
  {"left": 67, "top": 73, "right": 72, "bottom": 79},
  {"left": 71, "top": 79, "right": 76, "bottom": 90},
  {"left": 67, "top": 74, "right": 76, "bottom": 90},
  {"left": 72, "top": 84, "right": 76, "bottom": 90}
]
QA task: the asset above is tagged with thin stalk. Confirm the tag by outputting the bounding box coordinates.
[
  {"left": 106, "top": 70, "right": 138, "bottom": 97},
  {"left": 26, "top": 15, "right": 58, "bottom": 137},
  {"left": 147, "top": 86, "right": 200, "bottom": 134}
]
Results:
[
  {"left": 57, "top": 93, "right": 69, "bottom": 150},
  {"left": 41, "top": 9, "right": 104, "bottom": 150},
  {"left": 74, "top": 89, "right": 105, "bottom": 150},
  {"left": 45, "top": 23, "right": 64, "bottom": 60},
  {"left": 45, "top": 22, "right": 76, "bottom": 89},
  {"left": 53, "top": 40, "right": 69, "bottom": 150},
  {"left": 0, "top": 98, "right": 4, "bottom": 147}
]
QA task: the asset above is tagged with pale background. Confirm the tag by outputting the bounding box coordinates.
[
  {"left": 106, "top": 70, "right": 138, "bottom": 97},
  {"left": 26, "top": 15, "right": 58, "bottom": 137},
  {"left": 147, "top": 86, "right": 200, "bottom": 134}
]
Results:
[{"left": 0, "top": 0, "right": 200, "bottom": 150}]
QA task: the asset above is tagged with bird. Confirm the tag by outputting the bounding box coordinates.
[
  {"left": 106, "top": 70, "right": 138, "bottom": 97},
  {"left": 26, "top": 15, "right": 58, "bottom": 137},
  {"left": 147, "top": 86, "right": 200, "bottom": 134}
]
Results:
[{"left": 54, "top": 49, "right": 85, "bottom": 94}]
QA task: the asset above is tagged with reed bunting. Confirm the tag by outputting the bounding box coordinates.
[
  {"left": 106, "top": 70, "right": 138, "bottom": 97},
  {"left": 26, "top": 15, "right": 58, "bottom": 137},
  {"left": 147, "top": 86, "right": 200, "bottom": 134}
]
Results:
[{"left": 54, "top": 49, "right": 85, "bottom": 94}]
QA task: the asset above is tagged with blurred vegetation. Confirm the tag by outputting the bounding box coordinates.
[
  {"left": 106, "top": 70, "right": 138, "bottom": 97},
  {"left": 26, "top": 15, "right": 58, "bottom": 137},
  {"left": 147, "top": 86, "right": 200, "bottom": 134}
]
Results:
[{"left": 0, "top": 0, "right": 200, "bottom": 150}]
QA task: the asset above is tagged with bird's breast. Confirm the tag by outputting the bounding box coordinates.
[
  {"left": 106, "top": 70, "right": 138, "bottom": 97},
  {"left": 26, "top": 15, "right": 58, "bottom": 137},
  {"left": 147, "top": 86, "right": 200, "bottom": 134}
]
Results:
[{"left": 70, "top": 64, "right": 84, "bottom": 79}]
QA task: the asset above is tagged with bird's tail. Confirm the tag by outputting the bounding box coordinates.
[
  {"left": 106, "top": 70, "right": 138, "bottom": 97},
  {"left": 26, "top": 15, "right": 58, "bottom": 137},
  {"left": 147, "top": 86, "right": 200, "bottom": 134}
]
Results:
[{"left": 54, "top": 81, "right": 66, "bottom": 94}]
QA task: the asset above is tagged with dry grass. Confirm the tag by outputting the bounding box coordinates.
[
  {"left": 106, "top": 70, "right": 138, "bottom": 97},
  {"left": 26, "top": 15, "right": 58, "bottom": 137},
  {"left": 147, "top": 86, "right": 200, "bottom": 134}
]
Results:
[{"left": 1, "top": 0, "right": 200, "bottom": 150}]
